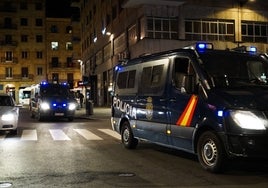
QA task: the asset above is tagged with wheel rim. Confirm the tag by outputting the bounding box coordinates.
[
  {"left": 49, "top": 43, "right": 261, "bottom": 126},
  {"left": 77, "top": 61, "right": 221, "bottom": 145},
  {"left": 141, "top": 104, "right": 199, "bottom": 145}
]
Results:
[
  {"left": 202, "top": 139, "right": 217, "bottom": 166},
  {"left": 122, "top": 127, "right": 130, "bottom": 144}
]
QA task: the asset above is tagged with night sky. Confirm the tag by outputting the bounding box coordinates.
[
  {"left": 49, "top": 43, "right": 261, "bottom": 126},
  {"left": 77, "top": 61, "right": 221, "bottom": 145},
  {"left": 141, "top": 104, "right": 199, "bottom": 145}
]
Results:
[{"left": 46, "top": 0, "right": 72, "bottom": 18}]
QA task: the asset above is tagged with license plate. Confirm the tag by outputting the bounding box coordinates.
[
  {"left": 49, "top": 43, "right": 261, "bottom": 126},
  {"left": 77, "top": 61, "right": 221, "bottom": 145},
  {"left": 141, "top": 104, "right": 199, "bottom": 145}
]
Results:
[{"left": 55, "top": 113, "right": 64, "bottom": 116}]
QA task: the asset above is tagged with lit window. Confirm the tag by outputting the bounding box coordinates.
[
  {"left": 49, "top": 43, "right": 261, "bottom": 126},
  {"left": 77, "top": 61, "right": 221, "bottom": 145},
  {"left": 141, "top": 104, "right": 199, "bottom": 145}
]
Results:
[{"left": 51, "top": 42, "right": 58, "bottom": 50}]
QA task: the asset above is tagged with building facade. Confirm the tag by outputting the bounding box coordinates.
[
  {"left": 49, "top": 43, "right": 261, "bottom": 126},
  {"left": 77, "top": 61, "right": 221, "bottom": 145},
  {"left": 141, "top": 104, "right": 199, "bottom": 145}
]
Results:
[
  {"left": 0, "top": 0, "right": 81, "bottom": 103},
  {"left": 77, "top": 0, "right": 268, "bottom": 106},
  {"left": 46, "top": 17, "right": 81, "bottom": 88}
]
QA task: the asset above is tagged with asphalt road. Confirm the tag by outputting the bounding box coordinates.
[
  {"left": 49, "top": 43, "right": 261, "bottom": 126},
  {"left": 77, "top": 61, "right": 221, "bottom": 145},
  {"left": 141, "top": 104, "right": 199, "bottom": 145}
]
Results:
[{"left": 0, "top": 107, "right": 268, "bottom": 188}]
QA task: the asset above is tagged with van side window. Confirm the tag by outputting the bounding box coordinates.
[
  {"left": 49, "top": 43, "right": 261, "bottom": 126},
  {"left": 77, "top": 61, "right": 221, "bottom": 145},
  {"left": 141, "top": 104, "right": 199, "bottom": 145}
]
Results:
[
  {"left": 140, "top": 64, "right": 165, "bottom": 95},
  {"left": 117, "top": 70, "right": 136, "bottom": 89},
  {"left": 173, "top": 57, "right": 196, "bottom": 93}
]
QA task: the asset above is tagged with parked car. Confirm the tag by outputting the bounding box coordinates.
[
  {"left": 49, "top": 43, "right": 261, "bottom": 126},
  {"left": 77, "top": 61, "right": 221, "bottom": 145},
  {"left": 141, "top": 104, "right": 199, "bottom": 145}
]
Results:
[{"left": 0, "top": 93, "right": 19, "bottom": 135}]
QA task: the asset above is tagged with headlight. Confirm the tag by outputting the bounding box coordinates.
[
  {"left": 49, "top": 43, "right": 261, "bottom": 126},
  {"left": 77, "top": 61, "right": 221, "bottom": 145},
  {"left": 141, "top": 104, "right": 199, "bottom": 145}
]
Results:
[
  {"left": 230, "top": 110, "right": 266, "bottom": 130},
  {"left": 1, "top": 113, "right": 15, "bottom": 121},
  {"left": 68, "top": 103, "right": 76, "bottom": 110},
  {"left": 40, "top": 102, "right": 50, "bottom": 110}
]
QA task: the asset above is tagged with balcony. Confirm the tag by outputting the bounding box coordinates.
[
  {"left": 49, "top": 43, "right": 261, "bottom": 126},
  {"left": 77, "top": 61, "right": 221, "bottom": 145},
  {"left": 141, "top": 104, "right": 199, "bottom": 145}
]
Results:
[
  {"left": 0, "top": 40, "right": 18, "bottom": 46},
  {"left": 0, "top": 23, "right": 17, "bottom": 30},
  {"left": 0, "top": 74, "right": 34, "bottom": 81},
  {"left": 122, "top": 0, "right": 185, "bottom": 8},
  {"left": 49, "top": 62, "right": 80, "bottom": 69},
  {"left": 0, "top": 5, "right": 17, "bottom": 12},
  {"left": 1, "top": 57, "right": 18, "bottom": 63}
]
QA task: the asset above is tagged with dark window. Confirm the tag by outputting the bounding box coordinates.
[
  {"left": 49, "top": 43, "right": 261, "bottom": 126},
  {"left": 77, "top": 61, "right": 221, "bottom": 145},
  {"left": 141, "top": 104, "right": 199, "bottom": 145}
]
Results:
[
  {"left": 21, "top": 51, "right": 28, "bottom": 59},
  {"left": 21, "top": 67, "right": 28, "bottom": 78},
  {"left": 20, "top": 18, "right": 28, "bottom": 26},
  {"left": 117, "top": 70, "right": 136, "bottom": 89},
  {"left": 36, "top": 35, "right": 43, "bottom": 42},
  {"left": 140, "top": 64, "right": 165, "bottom": 95},
  {"left": 21, "top": 35, "right": 28, "bottom": 42},
  {"left": 35, "top": 2, "right": 42, "bottom": 10},
  {"left": 52, "top": 57, "right": 59, "bottom": 67},
  {"left": 36, "top": 51, "right": 42, "bottom": 59},
  {"left": 36, "top": 19, "right": 43, "bottom": 26},
  {"left": 20, "top": 2, "right": 27, "bottom": 10},
  {"left": 52, "top": 73, "right": 59, "bottom": 82},
  {"left": 51, "top": 25, "right": 58, "bottom": 33},
  {"left": 37, "top": 67, "right": 43, "bottom": 75}
]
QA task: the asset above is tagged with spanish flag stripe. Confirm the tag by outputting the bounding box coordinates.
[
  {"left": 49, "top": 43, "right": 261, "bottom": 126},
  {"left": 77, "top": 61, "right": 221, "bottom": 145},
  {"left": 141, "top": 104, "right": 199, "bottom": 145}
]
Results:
[{"left": 176, "top": 95, "right": 198, "bottom": 127}]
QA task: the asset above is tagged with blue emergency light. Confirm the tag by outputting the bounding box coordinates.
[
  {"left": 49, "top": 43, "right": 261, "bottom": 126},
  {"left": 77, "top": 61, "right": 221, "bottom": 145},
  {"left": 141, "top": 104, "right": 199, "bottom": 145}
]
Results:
[
  {"left": 247, "top": 46, "right": 257, "bottom": 53},
  {"left": 115, "top": 65, "right": 121, "bottom": 72},
  {"left": 195, "top": 42, "right": 213, "bottom": 52},
  {"left": 40, "top": 81, "right": 48, "bottom": 85}
]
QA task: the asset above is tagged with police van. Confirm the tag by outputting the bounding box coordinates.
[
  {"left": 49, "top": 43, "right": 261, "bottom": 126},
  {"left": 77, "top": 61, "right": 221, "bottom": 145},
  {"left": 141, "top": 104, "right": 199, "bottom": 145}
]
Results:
[
  {"left": 29, "top": 81, "right": 77, "bottom": 121},
  {"left": 111, "top": 42, "right": 268, "bottom": 172}
]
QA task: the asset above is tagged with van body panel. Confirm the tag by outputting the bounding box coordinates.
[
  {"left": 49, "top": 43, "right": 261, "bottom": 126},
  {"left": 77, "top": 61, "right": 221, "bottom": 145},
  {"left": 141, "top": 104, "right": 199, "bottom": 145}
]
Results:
[{"left": 111, "top": 44, "right": 268, "bottom": 172}]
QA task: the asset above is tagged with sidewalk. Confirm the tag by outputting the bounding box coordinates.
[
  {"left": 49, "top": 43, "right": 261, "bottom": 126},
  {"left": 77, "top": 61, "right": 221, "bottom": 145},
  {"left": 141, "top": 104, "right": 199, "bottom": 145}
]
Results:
[{"left": 74, "top": 106, "right": 111, "bottom": 119}]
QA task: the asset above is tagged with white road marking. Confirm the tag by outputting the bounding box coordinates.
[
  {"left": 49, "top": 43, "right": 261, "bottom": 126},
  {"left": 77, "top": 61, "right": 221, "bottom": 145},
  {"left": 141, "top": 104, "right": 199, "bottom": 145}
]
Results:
[
  {"left": 98, "top": 129, "right": 121, "bottom": 140},
  {"left": 21, "top": 129, "right": 38, "bottom": 141},
  {"left": 49, "top": 129, "right": 71, "bottom": 140},
  {"left": 73, "top": 129, "right": 103, "bottom": 140}
]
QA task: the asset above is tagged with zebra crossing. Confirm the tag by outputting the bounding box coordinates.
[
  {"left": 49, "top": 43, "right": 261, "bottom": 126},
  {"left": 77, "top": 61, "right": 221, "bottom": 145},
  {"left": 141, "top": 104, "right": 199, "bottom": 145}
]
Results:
[{"left": 0, "top": 128, "right": 121, "bottom": 141}]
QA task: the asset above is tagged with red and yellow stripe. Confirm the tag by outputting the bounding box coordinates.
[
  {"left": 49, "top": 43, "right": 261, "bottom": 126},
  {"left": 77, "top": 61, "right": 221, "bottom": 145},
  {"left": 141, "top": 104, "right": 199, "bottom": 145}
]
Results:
[{"left": 176, "top": 95, "right": 198, "bottom": 127}]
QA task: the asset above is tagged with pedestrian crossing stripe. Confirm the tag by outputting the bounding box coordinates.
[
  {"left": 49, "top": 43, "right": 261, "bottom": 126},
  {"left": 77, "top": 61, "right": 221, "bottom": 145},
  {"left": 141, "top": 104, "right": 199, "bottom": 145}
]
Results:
[
  {"left": 73, "top": 129, "right": 103, "bottom": 140},
  {"left": 0, "top": 129, "right": 120, "bottom": 141},
  {"left": 21, "top": 129, "right": 38, "bottom": 141}
]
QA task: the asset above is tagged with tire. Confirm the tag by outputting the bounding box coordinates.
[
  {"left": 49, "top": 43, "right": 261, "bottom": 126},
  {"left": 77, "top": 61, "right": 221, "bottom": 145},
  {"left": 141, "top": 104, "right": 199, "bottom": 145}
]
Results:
[
  {"left": 10, "top": 128, "right": 18, "bottom": 135},
  {"left": 197, "top": 131, "right": 226, "bottom": 173},
  {"left": 68, "top": 117, "right": 74, "bottom": 122},
  {"left": 121, "top": 121, "right": 138, "bottom": 149}
]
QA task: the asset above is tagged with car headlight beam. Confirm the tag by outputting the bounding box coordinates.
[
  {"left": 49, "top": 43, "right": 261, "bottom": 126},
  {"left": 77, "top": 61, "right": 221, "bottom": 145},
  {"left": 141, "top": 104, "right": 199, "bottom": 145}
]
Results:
[
  {"left": 68, "top": 103, "right": 76, "bottom": 111},
  {"left": 40, "top": 102, "right": 50, "bottom": 110},
  {"left": 1, "top": 113, "right": 15, "bottom": 121},
  {"left": 231, "top": 110, "right": 266, "bottom": 130}
]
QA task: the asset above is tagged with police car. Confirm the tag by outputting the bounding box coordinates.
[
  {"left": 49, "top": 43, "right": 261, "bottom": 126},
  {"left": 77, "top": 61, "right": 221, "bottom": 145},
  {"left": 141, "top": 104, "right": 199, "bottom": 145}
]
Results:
[{"left": 111, "top": 42, "right": 268, "bottom": 172}]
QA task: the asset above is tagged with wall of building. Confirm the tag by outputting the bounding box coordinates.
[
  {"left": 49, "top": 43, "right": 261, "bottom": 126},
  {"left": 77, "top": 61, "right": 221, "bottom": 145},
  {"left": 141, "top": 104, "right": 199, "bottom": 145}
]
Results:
[{"left": 80, "top": 0, "right": 268, "bottom": 106}]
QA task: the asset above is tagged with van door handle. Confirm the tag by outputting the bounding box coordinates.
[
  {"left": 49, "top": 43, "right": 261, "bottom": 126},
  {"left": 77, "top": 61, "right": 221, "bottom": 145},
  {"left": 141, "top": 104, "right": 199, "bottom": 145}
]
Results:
[
  {"left": 159, "top": 98, "right": 167, "bottom": 102},
  {"left": 169, "top": 98, "right": 176, "bottom": 102}
]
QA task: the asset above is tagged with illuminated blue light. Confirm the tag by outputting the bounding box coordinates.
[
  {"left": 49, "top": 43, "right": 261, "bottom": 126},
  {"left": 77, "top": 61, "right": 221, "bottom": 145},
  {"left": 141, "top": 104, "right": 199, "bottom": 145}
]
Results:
[
  {"left": 249, "top": 46, "right": 257, "bottom": 53},
  {"left": 63, "top": 103, "right": 67, "bottom": 107},
  {"left": 53, "top": 103, "right": 57, "bottom": 107},
  {"left": 198, "top": 43, "right": 206, "bottom": 49},
  {"left": 196, "top": 42, "right": 213, "bottom": 52},
  {"left": 217, "top": 110, "right": 223, "bottom": 117},
  {"left": 115, "top": 66, "right": 121, "bottom": 71},
  {"left": 41, "top": 81, "right": 48, "bottom": 85}
]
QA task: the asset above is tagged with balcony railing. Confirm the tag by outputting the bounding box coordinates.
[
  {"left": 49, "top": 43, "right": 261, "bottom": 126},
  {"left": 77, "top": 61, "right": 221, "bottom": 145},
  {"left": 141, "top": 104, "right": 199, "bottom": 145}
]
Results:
[
  {"left": 0, "top": 74, "right": 34, "bottom": 81},
  {"left": 0, "top": 23, "right": 17, "bottom": 29},
  {"left": 49, "top": 62, "right": 80, "bottom": 69},
  {"left": 0, "top": 6, "right": 17, "bottom": 12},
  {"left": 0, "top": 40, "right": 18, "bottom": 46},
  {"left": 1, "top": 57, "right": 18, "bottom": 63}
]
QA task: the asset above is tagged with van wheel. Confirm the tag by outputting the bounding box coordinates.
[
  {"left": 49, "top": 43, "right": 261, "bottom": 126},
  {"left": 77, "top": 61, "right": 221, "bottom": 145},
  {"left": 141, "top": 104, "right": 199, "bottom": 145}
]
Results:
[
  {"left": 68, "top": 117, "right": 74, "bottom": 122},
  {"left": 121, "top": 121, "right": 138, "bottom": 149},
  {"left": 197, "top": 131, "right": 225, "bottom": 173}
]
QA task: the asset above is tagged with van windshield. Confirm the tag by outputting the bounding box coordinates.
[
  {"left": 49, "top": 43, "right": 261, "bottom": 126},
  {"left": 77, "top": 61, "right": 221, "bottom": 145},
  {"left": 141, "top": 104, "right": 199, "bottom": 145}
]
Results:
[
  {"left": 40, "top": 85, "right": 70, "bottom": 97},
  {"left": 199, "top": 51, "right": 268, "bottom": 88}
]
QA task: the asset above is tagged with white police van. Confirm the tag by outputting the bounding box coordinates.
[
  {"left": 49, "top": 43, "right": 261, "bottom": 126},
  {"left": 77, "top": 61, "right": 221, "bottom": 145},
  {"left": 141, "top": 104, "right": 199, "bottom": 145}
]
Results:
[{"left": 111, "top": 42, "right": 268, "bottom": 172}]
